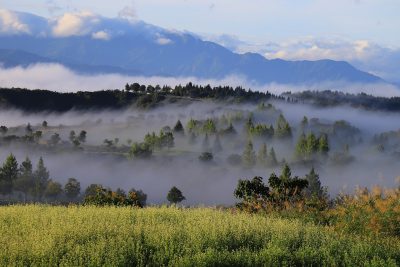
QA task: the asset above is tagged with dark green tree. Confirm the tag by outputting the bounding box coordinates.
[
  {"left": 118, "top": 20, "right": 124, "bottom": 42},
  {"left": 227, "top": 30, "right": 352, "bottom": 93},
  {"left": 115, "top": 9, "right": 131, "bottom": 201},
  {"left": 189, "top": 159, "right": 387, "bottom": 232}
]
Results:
[
  {"left": 304, "top": 168, "right": 325, "bottom": 198},
  {"left": 268, "top": 164, "right": 308, "bottom": 204},
  {"left": 0, "top": 154, "right": 19, "bottom": 195},
  {"left": 129, "top": 188, "right": 147, "bottom": 207},
  {"left": 14, "top": 157, "right": 34, "bottom": 198},
  {"left": 64, "top": 178, "right": 81, "bottom": 200},
  {"left": 268, "top": 147, "right": 278, "bottom": 166},
  {"left": 173, "top": 120, "right": 185, "bottom": 135},
  {"left": 167, "top": 186, "right": 185, "bottom": 204},
  {"left": 44, "top": 180, "right": 63, "bottom": 200},
  {"left": 275, "top": 114, "right": 292, "bottom": 139},
  {"left": 242, "top": 140, "right": 256, "bottom": 168},
  {"left": 318, "top": 134, "right": 329, "bottom": 155},
  {"left": 33, "top": 157, "right": 50, "bottom": 199},
  {"left": 234, "top": 176, "right": 269, "bottom": 203},
  {"left": 129, "top": 143, "right": 153, "bottom": 159},
  {"left": 257, "top": 143, "right": 268, "bottom": 166}
]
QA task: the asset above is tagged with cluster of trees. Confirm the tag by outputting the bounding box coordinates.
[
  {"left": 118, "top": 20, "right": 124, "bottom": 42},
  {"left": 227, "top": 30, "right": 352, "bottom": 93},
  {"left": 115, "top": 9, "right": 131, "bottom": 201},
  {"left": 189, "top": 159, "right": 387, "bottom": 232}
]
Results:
[
  {"left": 83, "top": 185, "right": 147, "bottom": 207},
  {"left": 241, "top": 141, "right": 278, "bottom": 168},
  {"left": 125, "top": 82, "right": 279, "bottom": 102},
  {"left": 83, "top": 185, "right": 185, "bottom": 206},
  {"left": 144, "top": 130, "right": 174, "bottom": 150},
  {"left": 0, "top": 154, "right": 81, "bottom": 202},
  {"left": 286, "top": 90, "right": 400, "bottom": 112},
  {"left": 245, "top": 114, "right": 292, "bottom": 140},
  {"left": 234, "top": 164, "right": 327, "bottom": 212},
  {"left": 295, "top": 133, "right": 329, "bottom": 160},
  {"left": 69, "top": 130, "right": 87, "bottom": 147}
]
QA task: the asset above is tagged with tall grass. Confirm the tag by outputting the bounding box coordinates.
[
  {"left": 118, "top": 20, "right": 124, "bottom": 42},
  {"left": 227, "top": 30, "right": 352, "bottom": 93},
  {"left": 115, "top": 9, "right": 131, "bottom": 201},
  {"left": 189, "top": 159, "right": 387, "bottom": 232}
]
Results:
[{"left": 0, "top": 205, "right": 399, "bottom": 266}]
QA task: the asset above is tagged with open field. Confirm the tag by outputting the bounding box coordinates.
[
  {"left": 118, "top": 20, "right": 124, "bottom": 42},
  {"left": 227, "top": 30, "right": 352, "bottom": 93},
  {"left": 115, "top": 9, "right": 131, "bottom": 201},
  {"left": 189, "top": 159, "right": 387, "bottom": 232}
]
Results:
[{"left": 1, "top": 205, "right": 399, "bottom": 266}]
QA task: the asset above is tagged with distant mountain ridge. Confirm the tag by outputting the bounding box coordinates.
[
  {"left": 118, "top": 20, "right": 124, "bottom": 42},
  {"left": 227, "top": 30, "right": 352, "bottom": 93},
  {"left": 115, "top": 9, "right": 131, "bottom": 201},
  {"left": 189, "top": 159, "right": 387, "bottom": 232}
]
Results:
[{"left": 0, "top": 10, "right": 383, "bottom": 84}]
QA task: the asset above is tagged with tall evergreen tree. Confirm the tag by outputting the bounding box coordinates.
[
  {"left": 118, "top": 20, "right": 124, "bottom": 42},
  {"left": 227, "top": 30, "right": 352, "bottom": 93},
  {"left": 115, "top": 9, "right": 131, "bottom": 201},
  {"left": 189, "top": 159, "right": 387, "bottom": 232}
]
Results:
[
  {"left": 0, "top": 154, "right": 19, "bottom": 195},
  {"left": 305, "top": 167, "right": 325, "bottom": 198},
  {"left": 318, "top": 134, "right": 329, "bottom": 155},
  {"left": 173, "top": 120, "right": 185, "bottom": 135},
  {"left": 14, "top": 157, "right": 34, "bottom": 198},
  {"left": 242, "top": 140, "right": 256, "bottom": 168},
  {"left": 275, "top": 114, "right": 292, "bottom": 139},
  {"left": 268, "top": 147, "right": 278, "bottom": 166},
  {"left": 257, "top": 143, "right": 268, "bottom": 165},
  {"left": 33, "top": 157, "right": 50, "bottom": 199},
  {"left": 295, "top": 133, "right": 307, "bottom": 159}
]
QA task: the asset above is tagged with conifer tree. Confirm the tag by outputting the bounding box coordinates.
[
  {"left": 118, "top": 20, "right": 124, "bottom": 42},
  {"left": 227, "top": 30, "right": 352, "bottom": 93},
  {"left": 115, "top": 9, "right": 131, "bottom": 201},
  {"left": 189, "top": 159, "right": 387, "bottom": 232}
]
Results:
[{"left": 242, "top": 140, "right": 256, "bottom": 168}]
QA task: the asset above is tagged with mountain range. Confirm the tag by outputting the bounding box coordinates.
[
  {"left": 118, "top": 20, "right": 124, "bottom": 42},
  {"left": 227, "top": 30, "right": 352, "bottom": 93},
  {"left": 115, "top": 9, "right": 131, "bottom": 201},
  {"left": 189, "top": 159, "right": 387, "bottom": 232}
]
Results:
[{"left": 0, "top": 10, "right": 383, "bottom": 85}]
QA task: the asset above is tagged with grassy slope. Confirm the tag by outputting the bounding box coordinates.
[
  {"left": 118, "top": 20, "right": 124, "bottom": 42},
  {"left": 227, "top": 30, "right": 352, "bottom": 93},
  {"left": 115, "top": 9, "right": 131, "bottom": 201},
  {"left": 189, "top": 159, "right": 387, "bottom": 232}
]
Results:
[{"left": 1, "top": 206, "right": 399, "bottom": 266}]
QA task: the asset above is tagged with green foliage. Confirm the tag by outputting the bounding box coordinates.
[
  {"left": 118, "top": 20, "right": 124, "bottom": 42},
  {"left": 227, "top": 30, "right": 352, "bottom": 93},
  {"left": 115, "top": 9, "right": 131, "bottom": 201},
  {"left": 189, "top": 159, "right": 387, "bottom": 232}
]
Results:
[
  {"left": 2, "top": 206, "right": 399, "bottom": 266},
  {"left": 186, "top": 118, "right": 198, "bottom": 133},
  {"left": 295, "top": 132, "right": 330, "bottom": 160},
  {"left": 84, "top": 185, "right": 145, "bottom": 207},
  {"left": 275, "top": 114, "right": 292, "bottom": 139},
  {"left": 268, "top": 164, "right": 309, "bottom": 205},
  {"left": 167, "top": 186, "right": 185, "bottom": 204},
  {"left": 0, "top": 154, "right": 18, "bottom": 194},
  {"left": 128, "top": 188, "right": 147, "bottom": 207},
  {"left": 202, "top": 119, "right": 217, "bottom": 134},
  {"left": 234, "top": 176, "right": 269, "bottom": 207},
  {"left": 242, "top": 140, "right": 256, "bottom": 168},
  {"left": 268, "top": 147, "right": 278, "bottom": 166},
  {"left": 64, "top": 178, "right": 81, "bottom": 200},
  {"left": 33, "top": 157, "right": 50, "bottom": 199},
  {"left": 129, "top": 142, "right": 153, "bottom": 159},
  {"left": 44, "top": 180, "right": 63, "bottom": 199},
  {"left": 144, "top": 130, "right": 174, "bottom": 150},
  {"left": 304, "top": 168, "right": 326, "bottom": 198},
  {"left": 14, "top": 157, "right": 34, "bottom": 196},
  {"left": 248, "top": 124, "right": 274, "bottom": 138},
  {"left": 257, "top": 143, "right": 268, "bottom": 166}
]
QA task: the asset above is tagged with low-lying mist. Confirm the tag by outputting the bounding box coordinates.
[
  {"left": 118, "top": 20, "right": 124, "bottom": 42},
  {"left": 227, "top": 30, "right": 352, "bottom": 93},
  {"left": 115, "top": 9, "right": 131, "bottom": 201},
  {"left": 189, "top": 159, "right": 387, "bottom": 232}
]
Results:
[
  {"left": 0, "top": 63, "right": 399, "bottom": 97},
  {"left": 0, "top": 99, "right": 399, "bottom": 205}
]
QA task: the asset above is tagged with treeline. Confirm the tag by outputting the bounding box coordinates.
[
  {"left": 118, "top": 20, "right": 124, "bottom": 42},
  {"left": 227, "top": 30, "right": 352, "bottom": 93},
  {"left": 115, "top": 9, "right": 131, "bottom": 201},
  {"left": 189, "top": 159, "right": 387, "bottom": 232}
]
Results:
[
  {"left": 0, "top": 83, "right": 279, "bottom": 112},
  {"left": 286, "top": 90, "right": 400, "bottom": 112},
  {"left": 0, "top": 154, "right": 80, "bottom": 202}
]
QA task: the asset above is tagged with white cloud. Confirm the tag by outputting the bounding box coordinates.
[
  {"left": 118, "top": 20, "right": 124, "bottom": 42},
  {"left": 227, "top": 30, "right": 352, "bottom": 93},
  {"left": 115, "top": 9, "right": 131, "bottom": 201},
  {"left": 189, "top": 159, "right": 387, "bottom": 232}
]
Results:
[
  {"left": 206, "top": 35, "right": 400, "bottom": 83},
  {"left": 0, "top": 63, "right": 398, "bottom": 97},
  {"left": 92, "top": 30, "right": 110, "bottom": 40},
  {"left": 118, "top": 6, "right": 136, "bottom": 21},
  {"left": 52, "top": 11, "right": 100, "bottom": 37},
  {"left": 0, "top": 9, "right": 30, "bottom": 34},
  {"left": 156, "top": 37, "right": 172, "bottom": 45}
]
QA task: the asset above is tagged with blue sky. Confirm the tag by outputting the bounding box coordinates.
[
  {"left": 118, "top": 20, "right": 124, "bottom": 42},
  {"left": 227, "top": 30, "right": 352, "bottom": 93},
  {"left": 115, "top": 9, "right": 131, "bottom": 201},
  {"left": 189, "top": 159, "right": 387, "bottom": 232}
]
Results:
[{"left": 1, "top": 0, "right": 399, "bottom": 47}]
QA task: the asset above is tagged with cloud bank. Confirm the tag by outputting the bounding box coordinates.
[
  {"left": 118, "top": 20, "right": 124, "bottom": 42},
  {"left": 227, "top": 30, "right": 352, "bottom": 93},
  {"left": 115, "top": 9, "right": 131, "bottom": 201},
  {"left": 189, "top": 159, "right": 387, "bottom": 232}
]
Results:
[
  {"left": 0, "top": 63, "right": 398, "bottom": 97},
  {"left": 205, "top": 35, "right": 400, "bottom": 84}
]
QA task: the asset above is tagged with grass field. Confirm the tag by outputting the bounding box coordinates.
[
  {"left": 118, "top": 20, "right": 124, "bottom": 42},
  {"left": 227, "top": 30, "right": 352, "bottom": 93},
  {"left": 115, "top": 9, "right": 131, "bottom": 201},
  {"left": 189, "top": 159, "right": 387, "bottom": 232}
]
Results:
[{"left": 1, "top": 205, "right": 399, "bottom": 266}]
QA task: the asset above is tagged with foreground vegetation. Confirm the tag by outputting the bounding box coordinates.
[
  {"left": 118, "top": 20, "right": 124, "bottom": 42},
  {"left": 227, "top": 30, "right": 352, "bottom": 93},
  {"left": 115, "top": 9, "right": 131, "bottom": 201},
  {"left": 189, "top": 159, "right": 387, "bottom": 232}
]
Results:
[{"left": 1, "top": 205, "right": 399, "bottom": 266}]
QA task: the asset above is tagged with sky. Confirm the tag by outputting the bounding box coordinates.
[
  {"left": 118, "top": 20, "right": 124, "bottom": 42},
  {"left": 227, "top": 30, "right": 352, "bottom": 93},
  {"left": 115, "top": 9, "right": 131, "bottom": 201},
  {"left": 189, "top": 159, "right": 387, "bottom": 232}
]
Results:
[
  {"left": 0, "top": 0, "right": 399, "bottom": 47},
  {"left": 0, "top": 0, "right": 399, "bottom": 83}
]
